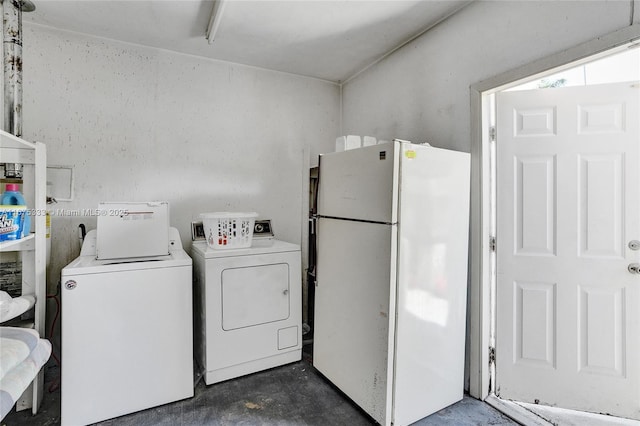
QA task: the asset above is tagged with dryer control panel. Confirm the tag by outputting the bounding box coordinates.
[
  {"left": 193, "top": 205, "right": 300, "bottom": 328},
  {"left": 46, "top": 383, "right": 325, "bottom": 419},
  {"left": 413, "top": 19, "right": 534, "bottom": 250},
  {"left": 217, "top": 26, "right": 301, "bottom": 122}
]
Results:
[{"left": 253, "top": 220, "right": 273, "bottom": 238}]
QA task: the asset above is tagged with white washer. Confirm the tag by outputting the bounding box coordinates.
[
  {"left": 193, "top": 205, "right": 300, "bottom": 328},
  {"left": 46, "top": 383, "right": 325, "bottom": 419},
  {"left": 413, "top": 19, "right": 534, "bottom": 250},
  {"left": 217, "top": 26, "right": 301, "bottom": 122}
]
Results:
[
  {"left": 60, "top": 228, "right": 193, "bottom": 426},
  {"left": 191, "top": 239, "right": 302, "bottom": 385}
]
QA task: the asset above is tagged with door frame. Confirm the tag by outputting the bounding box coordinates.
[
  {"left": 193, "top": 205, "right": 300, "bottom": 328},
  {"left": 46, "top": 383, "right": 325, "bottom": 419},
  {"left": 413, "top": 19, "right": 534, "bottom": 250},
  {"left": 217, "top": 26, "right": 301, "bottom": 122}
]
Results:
[{"left": 468, "top": 23, "right": 640, "bottom": 400}]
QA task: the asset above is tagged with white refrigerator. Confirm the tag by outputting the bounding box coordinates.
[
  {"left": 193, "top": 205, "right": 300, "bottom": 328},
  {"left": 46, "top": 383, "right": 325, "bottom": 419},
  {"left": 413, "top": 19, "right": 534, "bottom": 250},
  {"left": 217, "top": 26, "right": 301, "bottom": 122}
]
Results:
[{"left": 313, "top": 140, "right": 470, "bottom": 426}]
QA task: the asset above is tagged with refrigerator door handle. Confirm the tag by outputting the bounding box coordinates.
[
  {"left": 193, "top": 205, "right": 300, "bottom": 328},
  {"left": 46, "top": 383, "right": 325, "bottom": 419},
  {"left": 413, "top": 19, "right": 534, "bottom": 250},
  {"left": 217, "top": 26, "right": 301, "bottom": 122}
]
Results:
[{"left": 316, "top": 215, "right": 395, "bottom": 226}]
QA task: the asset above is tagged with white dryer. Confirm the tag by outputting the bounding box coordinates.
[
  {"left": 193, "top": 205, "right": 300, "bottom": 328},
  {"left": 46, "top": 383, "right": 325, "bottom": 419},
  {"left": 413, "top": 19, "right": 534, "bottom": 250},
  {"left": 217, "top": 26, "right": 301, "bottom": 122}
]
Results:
[{"left": 191, "top": 239, "right": 302, "bottom": 385}]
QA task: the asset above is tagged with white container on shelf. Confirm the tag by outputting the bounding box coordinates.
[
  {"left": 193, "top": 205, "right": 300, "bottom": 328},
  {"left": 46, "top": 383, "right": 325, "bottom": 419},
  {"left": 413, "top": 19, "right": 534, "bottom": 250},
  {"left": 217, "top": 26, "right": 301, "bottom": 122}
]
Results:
[
  {"left": 200, "top": 212, "right": 258, "bottom": 249},
  {"left": 0, "top": 205, "right": 26, "bottom": 241},
  {"left": 336, "top": 135, "right": 363, "bottom": 152},
  {"left": 345, "top": 135, "right": 362, "bottom": 150}
]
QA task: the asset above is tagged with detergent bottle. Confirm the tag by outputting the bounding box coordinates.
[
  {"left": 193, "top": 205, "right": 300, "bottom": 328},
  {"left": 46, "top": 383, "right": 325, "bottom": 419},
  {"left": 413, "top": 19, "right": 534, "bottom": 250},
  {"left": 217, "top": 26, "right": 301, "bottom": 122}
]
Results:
[{"left": 1, "top": 184, "right": 30, "bottom": 238}]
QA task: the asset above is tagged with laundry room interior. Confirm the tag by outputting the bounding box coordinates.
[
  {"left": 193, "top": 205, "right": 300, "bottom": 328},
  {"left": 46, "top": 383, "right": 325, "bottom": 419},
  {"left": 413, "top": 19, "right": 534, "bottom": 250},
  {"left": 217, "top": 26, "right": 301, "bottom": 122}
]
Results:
[{"left": 1, "top": 1, "right": 639, "bottom": 425}]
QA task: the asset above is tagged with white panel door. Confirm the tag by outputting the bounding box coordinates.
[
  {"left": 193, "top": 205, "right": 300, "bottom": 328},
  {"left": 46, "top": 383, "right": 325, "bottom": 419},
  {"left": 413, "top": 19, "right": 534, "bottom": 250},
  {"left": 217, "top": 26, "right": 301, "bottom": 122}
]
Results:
[{"left": 496, "top": 82, "right": 639, "bottom": 419}]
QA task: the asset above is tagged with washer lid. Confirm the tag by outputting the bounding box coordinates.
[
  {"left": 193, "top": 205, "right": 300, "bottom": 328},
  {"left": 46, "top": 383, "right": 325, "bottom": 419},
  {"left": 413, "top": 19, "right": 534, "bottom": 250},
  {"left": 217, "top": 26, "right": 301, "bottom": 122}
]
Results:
[
  {"left": 61, "top": 248, "right": 191, "bottom": 275},
  {"left": 191, "top": 239, "right": 300, "bottom": 259}
]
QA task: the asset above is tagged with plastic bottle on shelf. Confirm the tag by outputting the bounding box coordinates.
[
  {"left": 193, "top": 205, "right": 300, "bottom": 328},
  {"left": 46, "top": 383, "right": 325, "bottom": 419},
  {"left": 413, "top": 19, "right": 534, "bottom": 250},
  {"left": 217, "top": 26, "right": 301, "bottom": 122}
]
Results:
[{"left": 1, "top": 183, "right": 30, "bottom": 238}]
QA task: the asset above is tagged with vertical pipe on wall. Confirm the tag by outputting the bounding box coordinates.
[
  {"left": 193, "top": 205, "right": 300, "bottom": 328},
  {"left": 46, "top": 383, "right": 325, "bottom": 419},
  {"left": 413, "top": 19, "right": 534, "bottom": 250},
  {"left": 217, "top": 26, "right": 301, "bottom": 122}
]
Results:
[
  {"left": 2, "top": 0, "right": 34, "bottom": 178},
  {"left": 3, "top": 0, "right": 23, "bottom": 137}
]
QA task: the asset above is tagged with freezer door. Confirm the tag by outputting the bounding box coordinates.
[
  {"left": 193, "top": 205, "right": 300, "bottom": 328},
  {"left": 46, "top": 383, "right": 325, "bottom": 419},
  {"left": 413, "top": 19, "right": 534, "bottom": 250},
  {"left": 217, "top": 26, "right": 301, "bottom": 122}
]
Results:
[
  {"left": 313, "top": 217, "right": 397, "bottom": 426},
  {"left": 318, "top": 142, "right": 399, "bottom": 223},
  {"left": 393, "top": 145, "right": 471, "bottom": 425}
]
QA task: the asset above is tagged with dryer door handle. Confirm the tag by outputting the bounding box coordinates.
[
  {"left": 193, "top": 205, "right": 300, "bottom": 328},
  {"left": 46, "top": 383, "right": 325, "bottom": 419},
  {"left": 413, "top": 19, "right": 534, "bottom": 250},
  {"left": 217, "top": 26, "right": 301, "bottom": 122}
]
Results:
[{"left": 283, "top": 289, "right": 289, "bottom": 295}]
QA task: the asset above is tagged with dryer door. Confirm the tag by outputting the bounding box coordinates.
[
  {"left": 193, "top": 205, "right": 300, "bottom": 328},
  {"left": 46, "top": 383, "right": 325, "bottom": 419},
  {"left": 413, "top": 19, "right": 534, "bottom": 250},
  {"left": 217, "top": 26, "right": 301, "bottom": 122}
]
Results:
[{"left": 221, "top": 263, "right": 290, "bottom": 330}]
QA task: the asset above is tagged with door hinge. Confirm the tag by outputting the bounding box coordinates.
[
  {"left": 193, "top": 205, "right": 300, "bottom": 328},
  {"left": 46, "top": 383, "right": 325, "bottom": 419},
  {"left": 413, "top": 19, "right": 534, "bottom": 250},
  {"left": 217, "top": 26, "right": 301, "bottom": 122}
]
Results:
[
  {"left": 489, "top": 126, "right": 496, "bottom": 142},
  {"left": 489, "top": 346, "right": 496, "bottom": 366},
  {"left": 489, "top": 236, "right": 497, "bottom": 252}
]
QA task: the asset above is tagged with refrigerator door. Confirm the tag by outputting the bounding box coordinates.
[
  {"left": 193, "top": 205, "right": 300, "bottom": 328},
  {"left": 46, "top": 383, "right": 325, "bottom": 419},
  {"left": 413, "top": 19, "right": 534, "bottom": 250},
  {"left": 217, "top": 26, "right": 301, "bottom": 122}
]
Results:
[
  {"left": 313, "top": 217, "right": 397, "bottom": 426},
  {"left": 392, "top": 144, "right": 471, "bottom": 425},
  {"left": 318, "top": 142, "right": 399, "bottom": 223}
]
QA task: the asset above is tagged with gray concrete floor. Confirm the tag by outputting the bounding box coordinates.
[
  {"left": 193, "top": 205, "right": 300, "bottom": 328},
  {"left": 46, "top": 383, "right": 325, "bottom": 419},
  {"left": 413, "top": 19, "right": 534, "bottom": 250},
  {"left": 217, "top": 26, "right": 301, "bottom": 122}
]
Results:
[{"left": 3, "top": 349, "right": 518, "bottom": 426}]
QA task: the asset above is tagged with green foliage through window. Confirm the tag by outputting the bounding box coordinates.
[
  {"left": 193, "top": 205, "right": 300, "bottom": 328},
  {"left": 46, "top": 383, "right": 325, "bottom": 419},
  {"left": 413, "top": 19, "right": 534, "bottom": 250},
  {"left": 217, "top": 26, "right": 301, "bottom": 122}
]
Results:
[{"left": 537, "top": 78, "right": 568, "bottom": 89}]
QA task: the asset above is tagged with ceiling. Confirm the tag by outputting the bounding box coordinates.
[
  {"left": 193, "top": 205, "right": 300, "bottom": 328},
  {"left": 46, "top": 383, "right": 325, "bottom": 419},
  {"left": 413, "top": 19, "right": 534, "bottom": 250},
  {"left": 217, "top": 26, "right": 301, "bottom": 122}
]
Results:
[{"left": 22, "top": 0, "right": 472, "bottom": 83}]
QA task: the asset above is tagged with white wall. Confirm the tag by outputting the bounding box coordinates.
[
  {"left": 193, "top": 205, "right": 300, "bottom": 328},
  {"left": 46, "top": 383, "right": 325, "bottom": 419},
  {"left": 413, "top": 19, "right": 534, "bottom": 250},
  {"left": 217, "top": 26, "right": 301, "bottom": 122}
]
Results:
[
  {"left": 21, "top": 24, "right": 340, "bottom": 290},
  {"left": 342, "top": 0, "right": 634, "bottom": 152}
]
